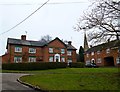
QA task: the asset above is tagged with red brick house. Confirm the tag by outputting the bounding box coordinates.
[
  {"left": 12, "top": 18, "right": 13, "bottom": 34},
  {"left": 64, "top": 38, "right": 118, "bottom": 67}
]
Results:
[
  {"left": 2, "top": 35, "right": 77, "bottom": 63},
  {"left": 84, "top": 40, "right": 120, "bottom": 67}
]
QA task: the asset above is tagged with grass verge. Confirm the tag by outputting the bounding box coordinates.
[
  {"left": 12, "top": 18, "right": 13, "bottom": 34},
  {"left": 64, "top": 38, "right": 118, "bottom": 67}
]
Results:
[{"left": 19, "top": 68, "right": 120, "bottom": 91}]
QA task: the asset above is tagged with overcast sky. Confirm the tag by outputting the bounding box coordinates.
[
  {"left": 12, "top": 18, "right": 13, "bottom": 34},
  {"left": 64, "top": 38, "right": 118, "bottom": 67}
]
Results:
[{"left": 0, "top": 0, "right": 92, "bottom": 55}]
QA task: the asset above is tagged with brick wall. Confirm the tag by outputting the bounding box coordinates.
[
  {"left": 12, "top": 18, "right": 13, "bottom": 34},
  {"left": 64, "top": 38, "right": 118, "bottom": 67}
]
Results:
[
  {"left": 2, "top": 38, "right": 77, "bottom": 63},
  {"left": 84, "top": 48, "right": 119, "bottom": 66}
]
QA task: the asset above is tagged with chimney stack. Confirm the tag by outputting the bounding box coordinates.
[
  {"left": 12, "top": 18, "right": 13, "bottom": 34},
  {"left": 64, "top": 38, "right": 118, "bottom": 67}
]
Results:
[
  {"left": 90, "top": 45, "right": 92, "bottom": 48},
  {"left": 21, "top": 35, "right": 26, "bottom": 40},
  {"left": 68, "top": 41, "right": 72, "bottom": 45}
]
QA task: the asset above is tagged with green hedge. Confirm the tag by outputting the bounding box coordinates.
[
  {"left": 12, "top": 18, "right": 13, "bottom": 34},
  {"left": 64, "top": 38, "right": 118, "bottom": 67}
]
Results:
[
  {"left": 2, "top": 62, "right": 67, "bottom": 70},
  {"left": 69, "top": 62, "right": 85, "bottom": 68}
]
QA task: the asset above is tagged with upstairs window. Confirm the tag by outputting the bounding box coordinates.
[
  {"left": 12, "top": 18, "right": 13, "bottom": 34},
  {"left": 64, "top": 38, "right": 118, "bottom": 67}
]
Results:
[
  {"left": 29, "top": 57, "right": 36, "bottom": 62},
  {"left": 97, "top": 50, "right": 101, "bottom": 54},
  {"left": 106, "top": 48, "right": 110, "bottom": 54},
  {"left": 14, "top": 56, "right": 22, "bottom": 63},
  {"left": 29, "top": 48, "right": 36, "bottom": 53},
  {"left": 91, "top": 52, "right": 94, "bottom": 56},
  {"left": 49, "top": 48, "right": 53, "bottom": 53},
  {"left": 67, "top": 51, "right": 72, "bottom": 56},
  {"left": 86, "top": 53, "right": 89, "bottom": 58},
  {"left": 15, "top": 46, "right": 22, "bottom": 52},
  {"left": 61, "top": 49, "right": 65, "bottom": 54}
]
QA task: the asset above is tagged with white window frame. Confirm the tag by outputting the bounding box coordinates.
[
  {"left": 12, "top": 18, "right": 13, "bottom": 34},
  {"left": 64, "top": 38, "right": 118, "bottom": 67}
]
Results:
[
  {"left": 49, "top": 48, "right": 53, "bottom": 53},
  {"left": 97, "top": 50, "right": 101, "bottom": 54},
  {"left": 106, "top": 48, "right": 110, "bottom": 54},
  {"left": 67, "top": 59, "right": 72, "bottom": 66},
  {"left": 29, "top": 48, "right": 36, "bottom": 53},
  {"left": 91, "top": 52, "right": 94, "bottom": 56},
  {"left": 97, "top": 58, "right": 102, "bottom": 63},
  {"left": 61, "top": 57, "right": 65, "bottom": 62},
  {"left": 67, "top": 51, "right": 72, "bottom": 56},
  {"left": 29, "top": 57, "right": 36, "bottom": 62},
  {"left": 118, "top": 49, "right": 120, "bottom": 53},
  {"left": 86, "top": 60, "right": 91, "bottom": 64},
  {"left": 86, "top": 53, "right": 89, "bottom": 58},
  {"left": 49, "top": 56, "right": 53, "bottom": 62},
  {"left": 61, "top": 49, "right": 65, "bottom": 54},
  {"left": 14, "top": 57, "right": 22, "bottom": 63},
  {"left": 15, "top": 46, "right": 22, "bottom": 52},
  {"left": 116, "top": 57, "right": 120, "bottom": 64}
]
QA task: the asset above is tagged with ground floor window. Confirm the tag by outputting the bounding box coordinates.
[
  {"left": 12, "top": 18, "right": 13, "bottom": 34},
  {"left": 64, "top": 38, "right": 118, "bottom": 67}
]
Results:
[
  {"left": 116, "top": 57, "right": 120, "bottom": 64},
  {"left": 97, "top": 58, "right": 102, "bottom": 63},
  {"left": 49, "top": 56, "right": 54, "bottom": 62},
  {"left": 67, "top": 59, "right": 72, "bottom": 66},
  {"left": 86, "top": 60, "right": 90, "bottom": 64},
  {"left": 61, "top": 57, "right": 65, "bottom": 62},
  {"left": 14, "top": 56, "right": 22, "bottom": 63},
  {"left": 29, "top": 57, "right": 36, "bottom": 62}
]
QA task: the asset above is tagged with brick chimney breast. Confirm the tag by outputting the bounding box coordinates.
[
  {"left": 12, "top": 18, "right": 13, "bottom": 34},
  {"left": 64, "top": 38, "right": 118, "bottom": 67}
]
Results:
[{"left": 21, "top": 35, "right": 26, "bottom": 40}]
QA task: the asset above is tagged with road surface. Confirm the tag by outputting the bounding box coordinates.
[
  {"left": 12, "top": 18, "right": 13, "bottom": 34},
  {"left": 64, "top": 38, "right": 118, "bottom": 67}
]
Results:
[{"left": 2, "top": 73, "right": 39, "bottom": 92}]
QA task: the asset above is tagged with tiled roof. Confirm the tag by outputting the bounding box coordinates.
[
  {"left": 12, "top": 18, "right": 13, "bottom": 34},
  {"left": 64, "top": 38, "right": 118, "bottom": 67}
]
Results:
[
  {"left": 7, "top": 37, "right": 77, "bottom": 50},
  {"left": 67, "top": 44, "right": 77, "bottom": 50},
  {"left": 7, "top": 38, "right": 47, "bottom": 47},
  {"left": 86, "top": 40, "right": 120, "bottom": 53}
]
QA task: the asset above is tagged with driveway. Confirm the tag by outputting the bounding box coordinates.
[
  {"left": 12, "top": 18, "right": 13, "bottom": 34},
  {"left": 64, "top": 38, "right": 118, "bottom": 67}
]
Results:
[{"left": 2, "top": 73, "right": 39, "bottom": 92}]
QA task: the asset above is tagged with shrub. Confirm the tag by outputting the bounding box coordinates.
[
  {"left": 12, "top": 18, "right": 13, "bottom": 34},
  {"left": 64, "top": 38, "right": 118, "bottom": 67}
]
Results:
[
  {"left": 2, "top": 62, "right": 67, "bottom": 70},
  {"left": 69, "top": 62, "right": 85, "bottom": 68}
]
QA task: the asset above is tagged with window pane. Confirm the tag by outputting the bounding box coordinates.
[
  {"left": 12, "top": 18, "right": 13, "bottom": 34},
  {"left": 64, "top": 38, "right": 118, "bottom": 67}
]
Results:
[
  {"left": 106, "top": 48, "right": 110, "bottom": 54},
  {"left": 97, "top": 51, "right": 101, "bottom": 54},
  {"left": 61, "top": 49, "right": 65, "bottom": 54},
  {"left": 67, "top": 51, "right": 72, "bottom": 56},
  {"left": 15, "top": 47, "right": 22, "bottom": 52},
  {"left": 87, "top": 53, "right": 89, "bottom": 57},
  {"left": 14, "top": 57, "right": 22, "bottom": 63},
  {"left": 29, "top": 57, "right": 36, "bottom": 62},
  {"left": 86, "top": 60, "right": 90, "bottom": 64},
  {"left": 49, "top": 57, "right": 53, "bottom": 62},
  {"left": 97, "top": 58, "right": 102, "bottom": 63},
  {"left": 116, "top": 57, "right": 120, "bottom": 64},
  {"left": 91, "top": 52, "right": 94, "bottom": 56},
  {"left": 61, "top": 57, "right": 65, "bottom": 62},
  {"left": 49, "top": 48, "right": 53, "bottom": 53},
  {"left": 29, "top": 48, "right": 36, "bottom": 53}
]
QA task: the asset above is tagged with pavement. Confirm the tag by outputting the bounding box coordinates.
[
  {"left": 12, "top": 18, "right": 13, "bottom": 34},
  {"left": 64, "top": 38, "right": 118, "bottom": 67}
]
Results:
[{"left": 2, "top": 73, "right": 40, "bottom": 92}]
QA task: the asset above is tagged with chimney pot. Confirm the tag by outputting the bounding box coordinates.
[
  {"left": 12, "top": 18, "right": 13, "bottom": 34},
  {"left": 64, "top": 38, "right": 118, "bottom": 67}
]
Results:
[
  {"left": 21, "top": 35, "right": 26, "bottom": 40},
  {"left": 68, "top": 41, "right": 72, "bottom": 45},
  {"left": 90, "top": 45, "right": 92, "bottom": 48}
]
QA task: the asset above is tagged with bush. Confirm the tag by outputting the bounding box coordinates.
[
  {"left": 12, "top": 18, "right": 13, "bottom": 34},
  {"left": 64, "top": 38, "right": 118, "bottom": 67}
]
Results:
[
  {"left": 2, "top": 62, "right": 67, "bottom": 70},
  {"left": 69, "top": 62, "right": 85, "bottom": 68}
]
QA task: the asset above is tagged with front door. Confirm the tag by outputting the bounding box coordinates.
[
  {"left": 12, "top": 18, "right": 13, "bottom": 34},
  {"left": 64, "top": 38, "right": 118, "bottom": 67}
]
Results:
[{"left": 54, "top": 54, "right": 60, "bottom": 62}]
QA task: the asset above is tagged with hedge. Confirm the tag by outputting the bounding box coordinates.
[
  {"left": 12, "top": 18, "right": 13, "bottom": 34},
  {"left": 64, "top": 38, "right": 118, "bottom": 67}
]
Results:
[
  {"left": 69, "top": 62, "right": 85, "bottom": 68},
  {"left": 2, "top": 62, "right": 67, "bottom": 70}
]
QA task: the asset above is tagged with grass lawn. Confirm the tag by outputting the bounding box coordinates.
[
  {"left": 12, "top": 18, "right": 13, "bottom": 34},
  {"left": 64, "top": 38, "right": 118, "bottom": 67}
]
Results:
[{"left": 18, "top": 68, "right": 120, "bottom": 91}]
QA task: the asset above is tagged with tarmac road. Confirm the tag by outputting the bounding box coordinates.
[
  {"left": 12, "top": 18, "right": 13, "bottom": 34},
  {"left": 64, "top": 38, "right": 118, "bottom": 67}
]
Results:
[{"left": 2, "top": 73, "right": 39, "bottom": 92}]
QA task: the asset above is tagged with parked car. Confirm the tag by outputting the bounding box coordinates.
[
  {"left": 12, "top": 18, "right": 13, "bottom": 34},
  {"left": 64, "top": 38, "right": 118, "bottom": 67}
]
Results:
[{"left": 85, "top": 63, "right": 99, "bottom": 68}]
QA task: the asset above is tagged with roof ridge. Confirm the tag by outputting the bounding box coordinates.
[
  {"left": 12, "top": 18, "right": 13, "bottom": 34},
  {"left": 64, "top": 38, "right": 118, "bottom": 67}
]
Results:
[{"left": 86, "top": 39, "right": 120, "bottom": 53}]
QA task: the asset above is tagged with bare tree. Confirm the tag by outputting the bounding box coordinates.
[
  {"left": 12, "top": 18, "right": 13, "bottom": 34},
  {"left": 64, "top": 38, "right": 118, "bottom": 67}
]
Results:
[
  {"left": 74, "top": 0, "right": 120, "bottom": 45},
  {"left": 39, "top": 35, "right": 52, "bottom": 43}
]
